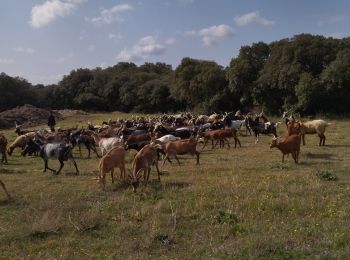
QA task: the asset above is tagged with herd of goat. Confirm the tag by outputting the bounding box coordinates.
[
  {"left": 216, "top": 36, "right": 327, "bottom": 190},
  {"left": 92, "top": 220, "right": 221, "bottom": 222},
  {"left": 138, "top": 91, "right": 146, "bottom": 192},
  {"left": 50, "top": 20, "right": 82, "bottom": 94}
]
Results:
[{"left": 0, "top": 110, "right": 331, "bottom": 197}]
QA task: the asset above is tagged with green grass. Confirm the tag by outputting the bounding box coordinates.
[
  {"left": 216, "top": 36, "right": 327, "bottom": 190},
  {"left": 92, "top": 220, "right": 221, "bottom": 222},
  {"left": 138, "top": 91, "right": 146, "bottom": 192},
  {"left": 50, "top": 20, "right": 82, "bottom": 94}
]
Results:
[{"left": 1, "top": 113, "right": 350, "bottom": 259}]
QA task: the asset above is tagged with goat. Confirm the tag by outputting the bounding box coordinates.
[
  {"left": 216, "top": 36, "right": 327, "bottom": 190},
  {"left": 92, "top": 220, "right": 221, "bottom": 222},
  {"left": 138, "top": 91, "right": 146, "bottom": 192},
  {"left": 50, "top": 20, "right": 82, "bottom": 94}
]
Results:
[
  {"left": 129, "top": 143, "right": 162, "bottom": 192},
  {"left": 245, "top": 116, "right": 280, "bottom": 144},
  {"left": 288, "top": 120, "right": 330, "bottom": 146},
  {"left": 7, "top": 133, "right": 35, "bottom": 155},
  {"left": 156, "top": 134, "right": 181, "bottom": 143},
  {"left": 35, "top": 132, "right": 68, "bottom": 143},
  {"left": 22, "top": 141, "right": 79, "bottom": 174},
  {"left": 91, "top": 133, "right": 123, "bottom": 155},
  {"left": 0, "top": 180, "right": 11, "bottom": 200},
  {"left": 162, "top": 137, "right": 200, "bottom": 165},
  {"left": 41, "top": 143, "right": 79, "bottom": 175},
  {"left": 125, "top": 133, "right": 151, "bottom": 146},
  {"left": 197, "top": 130, "right": 230, "bottom": 150},
  {"left": 98, "top": 146, "right": 126, "bottom": 190},
  {"left": 0, "top": 134, "right": 8, "bottom": 164},
  {"left": 70, "top": 130, "right": 99, "bottom": 158},
  {"left": 219, "top": 128, "right": 241, "bottom": 148},
  {"left": 21, "top": 139, "right": 43, "bottom": 156},
  {"left": 282, "top": 110, "right": 295, "bottom": 128},
  {"left": 270, "top": 134, "right": 301, "bottom": 163},
  {"left": 14, "top": 124, "right": 33, "bottom": 136}
]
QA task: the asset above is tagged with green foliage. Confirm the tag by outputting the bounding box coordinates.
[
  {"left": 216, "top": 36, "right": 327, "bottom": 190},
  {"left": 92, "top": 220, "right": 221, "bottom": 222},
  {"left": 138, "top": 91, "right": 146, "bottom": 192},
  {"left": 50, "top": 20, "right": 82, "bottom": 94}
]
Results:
[
  {"left": 212, "top": 210, "right": 239, "bottom": 225},
  {"left": 1, "top": 34, "right": 350, "bottom": 114},
  {"left": 269, "top": 162, "right": 290, "bottom": 170},
  {"left": 316, "top": 170, "right": 338, "bottom": 181}
]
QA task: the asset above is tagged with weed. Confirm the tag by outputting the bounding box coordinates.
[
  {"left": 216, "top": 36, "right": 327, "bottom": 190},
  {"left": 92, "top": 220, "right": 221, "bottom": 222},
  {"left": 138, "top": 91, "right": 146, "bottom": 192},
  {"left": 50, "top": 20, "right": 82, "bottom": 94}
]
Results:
[
  {"left": 316, "top": 170, "right": 338, "bottom": 181},
  {"left": 269, "top": 162, "right": 290, "bottom": 170}
]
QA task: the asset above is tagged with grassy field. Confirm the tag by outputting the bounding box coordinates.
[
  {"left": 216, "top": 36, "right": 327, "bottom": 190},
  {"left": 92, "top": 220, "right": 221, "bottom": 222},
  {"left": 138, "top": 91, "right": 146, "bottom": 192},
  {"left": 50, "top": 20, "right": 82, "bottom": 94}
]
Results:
[{"left": 1, "top": 112, "right": 350, "bottom": 259}]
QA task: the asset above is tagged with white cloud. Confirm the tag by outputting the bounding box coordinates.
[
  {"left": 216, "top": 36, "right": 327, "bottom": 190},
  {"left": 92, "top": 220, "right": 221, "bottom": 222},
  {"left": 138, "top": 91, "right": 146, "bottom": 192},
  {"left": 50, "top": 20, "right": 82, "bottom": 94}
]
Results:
[
  {"left": 14, "top": 47, "right": 35, "bottom": 54},
  {"left": 199, "top": 24, "right": 234, "bottom": 46},
  {"left": 234, "top": 11, "right": 275, "bottom": 27},
  {"left": 87, "top": 44, "right": 96, "bottom": 52},
  {"left": 165, "top": 38, "right": 176, "bottom": 45},
  {"left": 30, "top": 0, "right": 84, "bottom": 28},
  {"left": 185, "top": 24, "right": 234, "bottom": 46},
  {"left": 116, "top": 36, "right": 166, "bottom": 62},
  {"left": 108, "top": 33, "right": 123, "bottom": 40},
  {"left": 87, "top": 4, "right": 133, "bottom": 25},
  {"left": 0, "top": 58, "right": 15, "bottom": 64}
]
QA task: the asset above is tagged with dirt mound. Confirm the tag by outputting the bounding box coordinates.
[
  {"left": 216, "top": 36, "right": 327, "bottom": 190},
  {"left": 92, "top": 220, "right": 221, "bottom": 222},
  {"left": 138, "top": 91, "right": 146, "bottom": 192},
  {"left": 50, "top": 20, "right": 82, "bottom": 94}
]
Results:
[{"left": 0, "top": 104, "right": 62, "bottom": 129}]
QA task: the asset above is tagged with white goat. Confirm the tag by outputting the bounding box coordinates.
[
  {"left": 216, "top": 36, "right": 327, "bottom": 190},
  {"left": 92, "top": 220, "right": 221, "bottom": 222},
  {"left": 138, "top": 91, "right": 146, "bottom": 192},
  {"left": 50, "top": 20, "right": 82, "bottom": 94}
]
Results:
[
  {"left": 156, "top": 134, "right": 181, "bottom": 143},
  {"left": 92, "top": 133, "right": 124, "bottom": 155}
]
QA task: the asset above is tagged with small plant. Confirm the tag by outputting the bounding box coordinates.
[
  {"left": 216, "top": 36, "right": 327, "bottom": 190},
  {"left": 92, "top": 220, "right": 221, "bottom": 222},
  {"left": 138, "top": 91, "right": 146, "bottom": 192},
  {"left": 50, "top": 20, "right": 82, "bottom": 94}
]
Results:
[
  {"left": 269, "top": 162, "right": 290, "bottom": 170},
  {"left": 212, "top": 210, "right": 238, "bottom": 225},
  {"left": 316, "top": 170, "right": 338, "bottom": 181},
  {"left": 153, "top": 234, "right": 175, "bottom": 246},
  {"left": 212, "top": 210, "right": 245, "bottom": 236}
]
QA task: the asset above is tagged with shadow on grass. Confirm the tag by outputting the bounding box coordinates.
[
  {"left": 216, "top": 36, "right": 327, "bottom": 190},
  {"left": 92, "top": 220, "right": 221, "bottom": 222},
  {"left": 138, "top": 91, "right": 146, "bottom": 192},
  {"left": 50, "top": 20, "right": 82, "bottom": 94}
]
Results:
[
  {"left": 0, "top": 168, "right": 27, "bottom": 174},
  {"left": 0, "top": 198, "right": 12, "bottom": 206},
  {"left": 325, "top": 144, "right": 350, "bottom": 148},
  {"left": 305, "top": 152, "right": 335, "bottom": 160},
  {"left": 164, "top": 181, "right": 191, "bottom": 189}
]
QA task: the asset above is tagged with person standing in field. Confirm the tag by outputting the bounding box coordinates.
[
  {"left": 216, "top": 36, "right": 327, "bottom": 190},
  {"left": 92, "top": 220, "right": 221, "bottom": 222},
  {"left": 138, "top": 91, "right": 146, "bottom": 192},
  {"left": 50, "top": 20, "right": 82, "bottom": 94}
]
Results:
[{"left": 48, "top": 111, "right": 56, "bottom": 132}]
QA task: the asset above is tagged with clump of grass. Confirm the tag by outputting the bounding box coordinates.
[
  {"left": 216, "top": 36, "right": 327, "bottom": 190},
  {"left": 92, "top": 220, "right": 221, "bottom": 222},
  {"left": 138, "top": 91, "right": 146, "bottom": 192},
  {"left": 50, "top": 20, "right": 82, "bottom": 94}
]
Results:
[
  {"left": 316, "top": 170, "right": 338, "bottom": 181},
  {"left": 269, "top": 162, "right": 290, "bottom": 170},
  {"left": 153, "top": 233, "right": 175, "bottom": 246},
  {"left": 212, "top": 210, "right": 245, "bottom": 236},
  {"left": 212, "top": 210, "right": 238, "bottom": 225},
  {"left": 68, "top": 208, "right": 103, "bottom": 232},
  {"left": 29, "top": 210, "right": 62, "bottom": 238}
]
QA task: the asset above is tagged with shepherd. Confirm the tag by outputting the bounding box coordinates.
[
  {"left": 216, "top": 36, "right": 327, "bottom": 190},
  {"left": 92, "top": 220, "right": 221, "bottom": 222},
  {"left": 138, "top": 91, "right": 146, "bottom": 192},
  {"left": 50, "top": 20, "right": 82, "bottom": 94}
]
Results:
[{"left": 48, "top": 111, "right": 56, "bottom": 132}]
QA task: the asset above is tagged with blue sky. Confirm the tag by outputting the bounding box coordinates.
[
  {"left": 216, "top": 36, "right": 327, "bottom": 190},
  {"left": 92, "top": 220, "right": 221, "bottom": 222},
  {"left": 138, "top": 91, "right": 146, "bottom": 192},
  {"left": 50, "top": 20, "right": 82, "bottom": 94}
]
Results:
[{"left": 0, "top": 0, "right": 349, "bottom": 84}]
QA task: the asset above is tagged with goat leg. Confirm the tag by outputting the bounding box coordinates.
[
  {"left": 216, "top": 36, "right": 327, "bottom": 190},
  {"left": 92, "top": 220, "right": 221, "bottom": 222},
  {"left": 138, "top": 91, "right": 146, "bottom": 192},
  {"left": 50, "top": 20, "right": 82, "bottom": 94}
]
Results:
[
  {"left": 110, "top": 169, "right": 114, "bottom": 183},
  {"left": 174, "top": 154, "right": 181, "bottom": 165},
  {"left": 43, "top": 159, "right": 55, "bottom": 173},
  {"left": 69, "top": 157, "right": 79, "bottom": 175},
  {"left": 92, "top": 145, "right": 100, "bottom": 158},
  {"left": 155, "top": 162, "right": 161, "bottom": 182},
  {"left": 56, "top": 160, "right": 64, "bottom": 175},
  {"left": 0, "top": 180, "right": 11, "bottom": 200},
  {"left": 78, "top": 144, "right": 82, "bottom": 157}
]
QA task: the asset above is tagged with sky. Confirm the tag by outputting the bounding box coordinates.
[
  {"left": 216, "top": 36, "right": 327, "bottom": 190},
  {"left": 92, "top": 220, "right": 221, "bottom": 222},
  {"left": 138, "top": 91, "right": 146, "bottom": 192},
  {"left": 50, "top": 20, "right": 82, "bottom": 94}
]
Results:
[{"left": 0, "top": 0, "right": 349, "bottom": 85}]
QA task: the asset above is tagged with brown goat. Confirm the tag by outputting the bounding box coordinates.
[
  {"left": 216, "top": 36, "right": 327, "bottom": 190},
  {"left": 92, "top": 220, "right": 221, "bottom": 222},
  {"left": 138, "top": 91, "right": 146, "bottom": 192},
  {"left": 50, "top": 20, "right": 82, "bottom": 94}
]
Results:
[
  {"left": 125, "top": 133, "right": 151, "bottom": 145},
  {"left": 130, "top": 143, "right": 162, "bottom": 192},
  {"left": 0, "top": 134, "right": 8, "bottom": 164},
  {"left": 217, "top": 128, "right": 241, "bottom": 148},
  {"left": 0, "top": 180, "right": 11, "bottom": 200},
  {"left": 198, "top": 130, "right": 230, "bottom": 149},
  {"left": 98, "top": 146, "right": 126, "bottom": 190},
  {"left": 270, "top": 134, "right": 301, "bottom": 163},
  {"left": 287, "top": 120, "right": 330, "bottom": 146},
  {"left": 162, "top": 137, "right": 200, "bottom": 165}
]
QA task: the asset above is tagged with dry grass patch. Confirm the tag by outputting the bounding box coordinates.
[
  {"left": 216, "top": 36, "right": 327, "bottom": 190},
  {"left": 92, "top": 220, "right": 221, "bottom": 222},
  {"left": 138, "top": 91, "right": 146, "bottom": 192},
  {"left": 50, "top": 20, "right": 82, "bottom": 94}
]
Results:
[{"left": 0, "top": 115, "right": 350, "bottom": 258}]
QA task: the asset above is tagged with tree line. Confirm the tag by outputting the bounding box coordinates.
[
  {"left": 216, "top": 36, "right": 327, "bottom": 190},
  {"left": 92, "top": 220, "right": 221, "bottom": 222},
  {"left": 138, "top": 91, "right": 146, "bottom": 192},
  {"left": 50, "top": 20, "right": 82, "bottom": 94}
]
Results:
[{"left": 1, "top": 34, "right": 349, "bottom": 115}]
